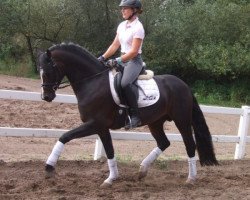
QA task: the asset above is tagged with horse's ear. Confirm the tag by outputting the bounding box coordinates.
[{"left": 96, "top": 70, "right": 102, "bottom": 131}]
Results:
[{"left": 46, "top": 49, "right": 51, "bottom": 58}]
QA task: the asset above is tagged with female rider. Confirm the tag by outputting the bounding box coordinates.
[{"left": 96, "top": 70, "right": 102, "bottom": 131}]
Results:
[{"left": 99, "top": 0, "right": 145, "bottom": 129}]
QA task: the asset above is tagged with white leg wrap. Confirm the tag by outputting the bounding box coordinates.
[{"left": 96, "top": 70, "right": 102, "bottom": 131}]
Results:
[
  {"left": 46, "top": 141, "right": 64, "bottom": 167},
  {"left": 104, "top": 158, "right": 119, "bottom": 185},
  {"left": 188, "top": 157, "right": 197, "bottom": 180},
  {"left": 140, "top": 147, "right": 162, "bottom": 169}
]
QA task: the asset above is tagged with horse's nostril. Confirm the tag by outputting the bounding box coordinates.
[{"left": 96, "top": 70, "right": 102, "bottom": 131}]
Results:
[{"left": 43, "top": 95, "right": 51, "bottom": 102}]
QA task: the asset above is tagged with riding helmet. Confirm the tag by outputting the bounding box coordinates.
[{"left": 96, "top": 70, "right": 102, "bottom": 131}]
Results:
[{"left": 119, "top": 0, "right": 143, "bottom": 14}]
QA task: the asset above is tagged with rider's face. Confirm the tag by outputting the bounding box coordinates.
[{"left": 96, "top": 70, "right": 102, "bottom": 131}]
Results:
[{"left": 121, "top": 7, "right": 133, "bottom": 20}]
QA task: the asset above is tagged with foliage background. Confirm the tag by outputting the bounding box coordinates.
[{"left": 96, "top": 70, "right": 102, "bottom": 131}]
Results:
[{"left": 0, "top": 0, "right": 249, "bottom": 106}]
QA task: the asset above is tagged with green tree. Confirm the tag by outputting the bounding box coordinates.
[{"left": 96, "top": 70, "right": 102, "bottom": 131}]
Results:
[{"left": 143, "top": 0, "right": 250, "bottom": 81}]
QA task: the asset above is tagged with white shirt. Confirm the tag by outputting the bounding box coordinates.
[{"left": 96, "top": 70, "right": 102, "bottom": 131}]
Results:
[{"left": 117, "top": 17, "right": 145, "bottom": 54}]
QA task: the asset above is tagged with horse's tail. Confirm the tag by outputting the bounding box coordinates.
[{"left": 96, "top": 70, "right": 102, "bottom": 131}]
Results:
[{"left": 192, "top": 95, "right": 219, "bottom": 166}]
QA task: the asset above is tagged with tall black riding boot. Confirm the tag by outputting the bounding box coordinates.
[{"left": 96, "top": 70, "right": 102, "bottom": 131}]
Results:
[{"left": 123, "top": 84, "right": 141, "bottom": 129}]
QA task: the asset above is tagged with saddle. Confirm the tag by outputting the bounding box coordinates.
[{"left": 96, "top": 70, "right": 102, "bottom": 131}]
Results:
[
  {"left": 109, "top": 65, "right": 160, "bottom": 108},
  {"left": 108, "top": 63, "right": 160, "bottom": 127},
  {"left": 113, "top": 63, "right": 154, "bottom": 105}
]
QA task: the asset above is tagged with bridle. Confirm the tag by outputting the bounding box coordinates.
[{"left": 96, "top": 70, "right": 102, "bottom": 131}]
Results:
[
  {"left": 40, "top": 59, "right": 67, "bottom": 91},
  {"left": 41, "top": 79, "right": 69, "bottom": 91},
  {"left": 40, "top": 56, "right": 110, "bottom": 90}
]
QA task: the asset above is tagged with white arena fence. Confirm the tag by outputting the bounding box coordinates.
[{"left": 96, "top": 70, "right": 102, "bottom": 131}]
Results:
[{"left": 0, "top": 89, "right": 249, "bottom": 160}]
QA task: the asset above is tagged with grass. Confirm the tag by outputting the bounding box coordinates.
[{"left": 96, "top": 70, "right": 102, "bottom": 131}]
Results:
[
  {"left": 195, "top": 94, "right": 242, "bottom": 107},
  {"left": 111, "top": 154, "right": 184, "bottom": 170},
  {"left": 115, "top": 154, "right": 133, "bottom": 163},
  {"left": 191, "top": 79, "right": 250, "bottom": 107}
]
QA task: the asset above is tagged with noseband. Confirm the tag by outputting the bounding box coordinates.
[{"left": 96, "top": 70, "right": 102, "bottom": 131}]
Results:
[{"left": 41, "top": 81, "right": 61, "bottom": 91}]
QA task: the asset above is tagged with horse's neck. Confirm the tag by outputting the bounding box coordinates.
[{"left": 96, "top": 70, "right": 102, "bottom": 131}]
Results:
[
  {"left": 56, "top": 51, "right": 107, "bottom": 96},
  {"left": 55, "top": 50, "right": 105, "bottom": 83},
  {"left": 71, "top": 70, "right": 110, "bottom": 107}
]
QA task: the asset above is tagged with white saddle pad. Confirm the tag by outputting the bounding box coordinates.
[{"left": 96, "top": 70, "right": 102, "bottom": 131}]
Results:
[{"left": 109, "top": 71, "right": 160, "bottom": 108}]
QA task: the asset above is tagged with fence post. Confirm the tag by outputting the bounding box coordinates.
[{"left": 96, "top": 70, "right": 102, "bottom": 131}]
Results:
[
  {"left": 234, "top": 106, "right": 250, "bottom": 159},
  {"left": 93, "top": 137, "right": 106, "bottom": 160}
]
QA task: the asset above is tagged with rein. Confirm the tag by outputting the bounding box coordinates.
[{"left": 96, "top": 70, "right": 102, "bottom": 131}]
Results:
[
  {"left": 57, "top": 80, "right": 71, "bottom": 89},
  {"left": 41, "top": 66, "right": 110, "bottom": 90},
  {"left": 41, "top": 49, "right": 111, "bottom": 90},
  {"left": 69, "top": 68, "right": 110, "bottom": 88}
]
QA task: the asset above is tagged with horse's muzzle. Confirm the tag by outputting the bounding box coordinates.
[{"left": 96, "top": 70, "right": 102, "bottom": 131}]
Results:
[{"left": 41, "top": 93, "right": 56, "bottom": 102}]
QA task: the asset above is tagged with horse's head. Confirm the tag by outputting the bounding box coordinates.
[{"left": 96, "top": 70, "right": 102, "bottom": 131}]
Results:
[{"left": 37, "top": 49, "right": 64, "bottom": 102}]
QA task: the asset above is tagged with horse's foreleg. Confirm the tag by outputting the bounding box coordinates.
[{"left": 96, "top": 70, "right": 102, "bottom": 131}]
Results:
[
  {"left": 139, "top": 120, "right": 170, "bottom": 180},
  {"left": 45, "top": 141, "right": 64, "bottom": 178},
  {"left": 98, "top": 131, "right": 118, "bottom": 188},
  {"left": 100, "top": 158, "right": 118, "bottom": 188},
  {"left": 45, "top": 121, "right": 100, "bottom": 178}
]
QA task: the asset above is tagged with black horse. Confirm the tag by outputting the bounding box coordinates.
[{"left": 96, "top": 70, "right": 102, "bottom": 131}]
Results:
[{"left": 38, "top": 43, "right": 218, "bottom": 187}]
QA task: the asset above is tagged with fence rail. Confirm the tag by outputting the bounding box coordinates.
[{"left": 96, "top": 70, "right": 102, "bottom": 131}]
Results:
[{"left": 0, "top": 89, "right": 249, "bottom": 160}]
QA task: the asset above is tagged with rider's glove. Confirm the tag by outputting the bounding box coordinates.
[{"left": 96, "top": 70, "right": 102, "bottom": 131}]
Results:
[
  {"left": 97, "top": 55, "right": 106, "bottom": 64},
  {"left": 115, "top": 57, "right": 123, "bottom": 65},
  {"left": 106, "top": 59, "right": 118, "bottom": 69}
]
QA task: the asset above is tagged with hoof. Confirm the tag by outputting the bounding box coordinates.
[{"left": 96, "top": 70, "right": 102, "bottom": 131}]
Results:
[
  {"left": 138, "top": 165, "right": 148, "bottom": 180},
  {"left": 185, "top": 178, "right": 196, "bottom": 185},
  {"left": 100, "top": 182, "right": 112, "bottom": 189},
  {"left": 45, "top": 171, "right": 56, "bottom": 179},
  {"left": 45, "top": 169, "right": 56, "bottom": 179},
  {"left": 97, "top": 156, "right": 107, "bottom": 163},
  {"left": 45, "top": 165, "right": 55, "bottom": 179}
]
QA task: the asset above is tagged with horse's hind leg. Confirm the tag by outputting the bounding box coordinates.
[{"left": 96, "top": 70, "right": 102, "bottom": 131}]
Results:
[
  {"left": 175, "top": 120, "right": 197, "bottom": 184},
  {"left": 139, "top": 119, "right": 170, "bottom": 180}
]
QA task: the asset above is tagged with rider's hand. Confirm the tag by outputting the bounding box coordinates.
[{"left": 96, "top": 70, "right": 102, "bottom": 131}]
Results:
[
  {"left": 97, "top": 55, "right": 106, "bottom": 64},
  {"left": 106, "top": 59, "right": 118, "bottom": 69}
]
